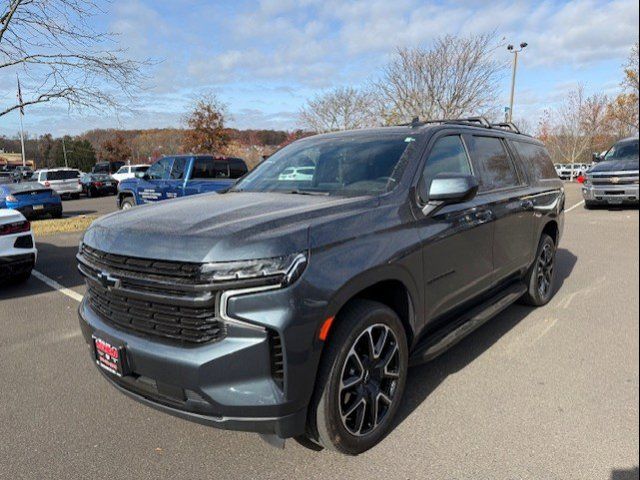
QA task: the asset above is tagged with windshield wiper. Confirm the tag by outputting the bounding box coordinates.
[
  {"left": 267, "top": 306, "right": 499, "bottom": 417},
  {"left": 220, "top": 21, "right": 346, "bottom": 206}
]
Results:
[{"left": 287, "top": 189, "right": 330, "bottom": 196}]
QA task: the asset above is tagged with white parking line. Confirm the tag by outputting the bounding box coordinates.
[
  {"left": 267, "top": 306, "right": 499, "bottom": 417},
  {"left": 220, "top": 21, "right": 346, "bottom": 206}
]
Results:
[
  {"left": 32, "top": 270, "right": 83, "bottom": 303},
  {"left": 566, "top": 200, "right": 585, "bottom": 213}
]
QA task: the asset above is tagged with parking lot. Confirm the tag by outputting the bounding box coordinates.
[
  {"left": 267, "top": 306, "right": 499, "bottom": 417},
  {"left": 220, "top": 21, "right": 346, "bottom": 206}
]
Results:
[{"left": 0, "top": 184, "right": 637, "bottom": 480}]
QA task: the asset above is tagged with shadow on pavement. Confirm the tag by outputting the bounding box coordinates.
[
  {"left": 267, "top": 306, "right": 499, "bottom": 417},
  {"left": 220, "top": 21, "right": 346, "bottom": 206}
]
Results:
[
  {"left": 611, "top": 466, "right": 639, "bottom": 480},
  {"left": 0, "top": 241, "right": 84, "bottom": 301},
  {"left": 393, "top": 247, "right": 578, "bottom": 432}
]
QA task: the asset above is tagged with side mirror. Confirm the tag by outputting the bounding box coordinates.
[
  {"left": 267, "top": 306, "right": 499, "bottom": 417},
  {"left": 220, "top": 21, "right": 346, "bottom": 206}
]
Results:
[
  {"left": 591, "top": 152, "right": 600, "bottom": 163},
  {"left": 419, "top": 173, "right": 479, "bottom": 215}
]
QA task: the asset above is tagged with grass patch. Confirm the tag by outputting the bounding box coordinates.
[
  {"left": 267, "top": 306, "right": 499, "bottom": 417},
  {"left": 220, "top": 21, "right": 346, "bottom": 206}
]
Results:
[{"left": 32, "top": 215, "right": 100, "bottom": 237}]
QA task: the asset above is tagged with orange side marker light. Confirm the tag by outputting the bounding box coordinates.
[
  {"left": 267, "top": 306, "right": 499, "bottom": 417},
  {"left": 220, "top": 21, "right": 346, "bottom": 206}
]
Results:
[{"left": 318, "top": 316, "right": 335, "bottom": 341}]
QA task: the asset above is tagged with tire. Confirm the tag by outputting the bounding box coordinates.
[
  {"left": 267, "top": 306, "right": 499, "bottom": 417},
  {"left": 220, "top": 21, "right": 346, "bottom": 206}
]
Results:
[
  {"left": 306, "top": 299, "right": 408, "bottom": 455},
  {"left": 87, "top": 187, "right": 94, "bottom": 198},
  {"left": 120, "top": 197, "right": 135, "bottom": 210},
  {"left": 520, "top": 234, "right": 557, "bottom": 306},
  {"left": 584, "top": 201, "right": 596, "bottom": 210}
]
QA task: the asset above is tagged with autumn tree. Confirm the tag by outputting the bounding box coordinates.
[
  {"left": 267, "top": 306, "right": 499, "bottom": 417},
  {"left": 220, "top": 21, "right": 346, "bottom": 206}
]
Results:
[
  {"left": 299, "top": 86, "right": 377, "bottom": 133},
  {"left": 100, "top": 133, "right": 131, "bottom": 163},
  {"left": 606, "top": 42, "right": 639, "bottom": 135},
  {"left": 373, "top": 34, "right": 505, "bottom": 124},
  {"left": 182, "top": 95, "right": 229, "bottom": 154},
  {"left": 0, "top": 0, "right": 147, "bottom": 118}
]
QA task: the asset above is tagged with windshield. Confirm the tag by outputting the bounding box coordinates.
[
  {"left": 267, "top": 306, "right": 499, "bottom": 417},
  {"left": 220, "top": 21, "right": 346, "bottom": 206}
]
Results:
[
  {"left": 233, "top": 132, "right": 418, "bottom": 196},
  {"left": 604, "top": 140, "right": 639, "bottom": 161}
]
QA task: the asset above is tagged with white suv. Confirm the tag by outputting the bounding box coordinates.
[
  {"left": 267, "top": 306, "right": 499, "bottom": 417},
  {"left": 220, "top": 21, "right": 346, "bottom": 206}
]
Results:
[
  {"left": 33, "top": 168, "right": 82, "bottom": 198},
  {"left": 0, "top": 209, "right": 36, "bottom": 284}
]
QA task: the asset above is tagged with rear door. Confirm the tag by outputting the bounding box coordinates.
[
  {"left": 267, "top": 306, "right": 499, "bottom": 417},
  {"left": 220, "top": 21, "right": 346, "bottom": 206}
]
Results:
[
  {"left": 465, "top": 134, "right": 533, "bottom": 283},
  {"left": 417, "top": 132, "right": 495, "bottom": 321}
]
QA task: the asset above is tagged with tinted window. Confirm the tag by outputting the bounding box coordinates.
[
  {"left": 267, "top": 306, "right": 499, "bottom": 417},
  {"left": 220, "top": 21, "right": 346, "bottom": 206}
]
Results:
[
  {"left": 512, "top": 141, "right": 557, "bottom": 180},
  {"left": 191, "top": 157, "right": 217, "bottom": 179},
  {"left": 234, "top": 132, "right": 417, "bottom": 196},
  {"left": 422, "top": 136, "right": 472, "bottom": 185},
  {"left": 171, "top": 158, "right": 189, "bottom": 180},
  {"left": 228, "top": 158, "right": 248, "bottom": 179},
  {"left": 471, "top": 136, "right": 520, "bottom": 191},
  {"left": 214, "top": 161, "right": 229, "bottom": 178},
  {"left": 46, "top": 170, "right": 80, "bottom": 181},
  {"left": 147, "top": 158, "right": 173, "bottom": 180}
]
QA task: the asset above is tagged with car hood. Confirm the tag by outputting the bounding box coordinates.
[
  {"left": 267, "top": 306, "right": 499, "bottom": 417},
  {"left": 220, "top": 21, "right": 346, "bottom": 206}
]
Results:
[
  {"left": 590, "top": 159, "right": 639, "bottom": 173},
  {"left": 83, "top": 192, "right": 377, "bottom": 263}
]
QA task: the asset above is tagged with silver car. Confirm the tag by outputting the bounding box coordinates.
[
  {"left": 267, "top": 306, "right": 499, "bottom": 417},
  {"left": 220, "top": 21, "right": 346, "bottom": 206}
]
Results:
[{"left": 33, "top": 168, "right": 83, "bottom": 198}]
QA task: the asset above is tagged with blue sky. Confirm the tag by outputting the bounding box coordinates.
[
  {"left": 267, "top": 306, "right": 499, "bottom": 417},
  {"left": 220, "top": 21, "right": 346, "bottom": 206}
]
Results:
[{"left": 1, "top": 0, "right": 638, "bottom": 137}]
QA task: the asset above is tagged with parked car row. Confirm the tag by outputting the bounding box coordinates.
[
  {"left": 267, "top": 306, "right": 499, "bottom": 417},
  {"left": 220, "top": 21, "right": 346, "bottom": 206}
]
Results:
[{"left": 554, "top": 163, "right": 590, "bottom": 180}]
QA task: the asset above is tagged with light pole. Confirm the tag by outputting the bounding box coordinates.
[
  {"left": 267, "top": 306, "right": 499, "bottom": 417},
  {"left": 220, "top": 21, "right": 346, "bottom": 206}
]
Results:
[{"left": 507, "top": 42, "right": 528, "bottom": 123}]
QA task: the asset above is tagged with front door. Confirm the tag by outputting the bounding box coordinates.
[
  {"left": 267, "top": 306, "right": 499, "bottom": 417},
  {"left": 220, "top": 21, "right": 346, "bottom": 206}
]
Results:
[
  {"left": 417, "top": 133, "right": 495, "bottom": 322},
  {"left": 136, "top": 157, "right": 173, "bottom": 204}
]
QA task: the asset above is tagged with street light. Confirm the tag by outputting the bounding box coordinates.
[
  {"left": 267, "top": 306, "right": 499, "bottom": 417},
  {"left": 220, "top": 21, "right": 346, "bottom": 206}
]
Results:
[{"left": 507, "top": 42, "right": 528, "bottom": 123}]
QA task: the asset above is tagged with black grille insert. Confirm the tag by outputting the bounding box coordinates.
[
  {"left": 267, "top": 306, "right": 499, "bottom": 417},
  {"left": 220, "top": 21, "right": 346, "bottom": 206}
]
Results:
[{"left": 87, "top": 283, "right": 224, "bottom": 345}]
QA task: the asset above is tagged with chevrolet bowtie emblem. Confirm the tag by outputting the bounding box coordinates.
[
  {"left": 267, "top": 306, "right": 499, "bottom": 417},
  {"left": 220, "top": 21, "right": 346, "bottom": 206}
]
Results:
[
  {"left": 611, "top": 177, "right": 620, "bottom": 184},
  {"left": 97, "top": 271, "right": 120, "bottom": 289}
]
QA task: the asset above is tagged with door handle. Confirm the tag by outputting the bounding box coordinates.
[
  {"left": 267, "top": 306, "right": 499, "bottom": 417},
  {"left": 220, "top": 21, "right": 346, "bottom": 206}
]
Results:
[{"left": 475, "top": 209, "right": 493, "bottom": 223}]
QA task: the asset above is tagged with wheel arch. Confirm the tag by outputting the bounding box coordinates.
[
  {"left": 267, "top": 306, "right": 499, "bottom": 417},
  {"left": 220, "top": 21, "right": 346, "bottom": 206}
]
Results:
[{"left": 324, "top": 266, "right": 420, "bottom": 348}]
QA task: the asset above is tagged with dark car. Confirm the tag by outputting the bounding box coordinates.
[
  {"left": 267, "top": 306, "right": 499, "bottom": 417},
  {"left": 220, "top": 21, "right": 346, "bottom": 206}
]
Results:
[
  {"left": 92, "top": 161, "right": 126, "bottom": 175},
  {"left": 0, "top": 172, "right": 15, "bottom": 185},
  {"left": 77, "top": 118, "right": 564, "bottom": 455},
  {"left": 80, "top": 173, "right": 118, "bottom": 198},
  {"left": 0, "top": 182, "right": 62, "bottom": 219}
]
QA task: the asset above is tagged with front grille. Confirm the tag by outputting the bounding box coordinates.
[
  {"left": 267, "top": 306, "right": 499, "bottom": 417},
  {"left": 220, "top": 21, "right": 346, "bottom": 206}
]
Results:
[
  {"left": 79, "top": 245, "right": 225, "bottom": 345},
  {"left": 82, "top": 244, "right": 202, "bottom": 283},
  {"left": 87, "top": 283, "right": 224, "bottom": 344},
  {"left": 591, "top": 175, "right": 639, "bottom": 185}
]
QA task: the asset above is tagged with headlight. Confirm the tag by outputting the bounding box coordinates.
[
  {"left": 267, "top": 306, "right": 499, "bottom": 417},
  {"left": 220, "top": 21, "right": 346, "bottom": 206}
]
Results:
[
  {"left": 201, "top": 252, "right": 308, "bottom": 286},
  {"left": 5, "top": 194, "right": 17, "bottom": 202},
  {"left": 583, "top": 177, "right": 592, "bottom": 186}
]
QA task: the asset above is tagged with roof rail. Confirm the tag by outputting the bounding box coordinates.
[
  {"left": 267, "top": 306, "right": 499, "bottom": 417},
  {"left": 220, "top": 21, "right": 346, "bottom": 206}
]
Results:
[
  {"left": 490, "top": 122, "right": 521, "bottom": 134},
  {"left": 397, "top": 116, "right": 529, "bottom": 135},
  {"left": 399, "top": 116, "right": 493, "bottom": 129}
]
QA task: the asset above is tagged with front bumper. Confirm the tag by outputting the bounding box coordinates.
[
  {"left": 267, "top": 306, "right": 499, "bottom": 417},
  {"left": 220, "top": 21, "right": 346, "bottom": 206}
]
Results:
[
  {"left": 582, "top": 184, "right": 639, "bottom": 204},
  {"left": 78, "top": 297, "right": 309, "bottom": 437}
]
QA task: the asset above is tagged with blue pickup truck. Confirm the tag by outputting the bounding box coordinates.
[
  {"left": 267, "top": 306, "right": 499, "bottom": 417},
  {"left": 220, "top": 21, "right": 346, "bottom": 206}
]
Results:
[{"left": 117, "top": 155, "right": 248, "bottom": 209}]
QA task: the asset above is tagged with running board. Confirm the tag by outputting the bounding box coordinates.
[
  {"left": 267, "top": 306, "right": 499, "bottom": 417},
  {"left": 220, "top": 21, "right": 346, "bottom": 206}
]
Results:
[{"left": 409, "top": 282, "right": 527, "bottom": 366}]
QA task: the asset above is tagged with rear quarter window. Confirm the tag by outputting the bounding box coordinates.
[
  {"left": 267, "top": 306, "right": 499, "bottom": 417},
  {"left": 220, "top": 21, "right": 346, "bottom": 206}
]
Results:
[{"left": 512, "top": 141, "right": 557, "bottom": 180}]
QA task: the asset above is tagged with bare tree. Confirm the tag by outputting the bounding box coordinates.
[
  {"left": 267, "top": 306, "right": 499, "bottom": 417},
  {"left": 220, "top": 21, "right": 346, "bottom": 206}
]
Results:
[
  {"left": 373, "top": 34, "right": 505, "bottom": 124},
  {"left": 299, "top": 86, "right": 377, "bottom": 133},
  {"left": 539, "top": 85, "right": 610, "bottom": 165},
  {"left": 0, "top": 0, "right": 147, "bottom": 118}
]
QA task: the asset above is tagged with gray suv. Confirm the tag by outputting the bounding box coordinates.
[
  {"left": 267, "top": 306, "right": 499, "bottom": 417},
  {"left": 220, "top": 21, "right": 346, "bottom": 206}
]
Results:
[{"left": 77, "top": 118, "right": 564, "bottom": 455}]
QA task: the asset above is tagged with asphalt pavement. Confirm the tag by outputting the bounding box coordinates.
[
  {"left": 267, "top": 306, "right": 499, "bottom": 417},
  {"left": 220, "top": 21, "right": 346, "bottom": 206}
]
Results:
[{"left": 0, "top": 184, "right": 638, "bottom": 480}]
